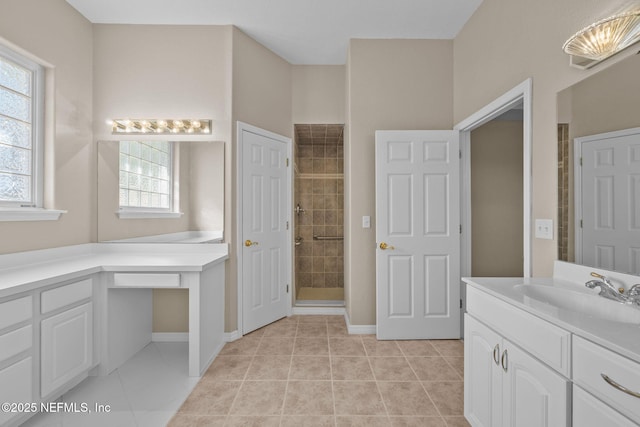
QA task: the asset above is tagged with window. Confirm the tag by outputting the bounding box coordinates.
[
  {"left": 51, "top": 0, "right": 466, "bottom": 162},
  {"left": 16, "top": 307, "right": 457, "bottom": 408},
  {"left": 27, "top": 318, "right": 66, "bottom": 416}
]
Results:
[
  {"left": 0, "top": 45, "right": 43, "bottom": 208},
  {"left": 118, "top": 141, "right": 179, "bottom": 218}
]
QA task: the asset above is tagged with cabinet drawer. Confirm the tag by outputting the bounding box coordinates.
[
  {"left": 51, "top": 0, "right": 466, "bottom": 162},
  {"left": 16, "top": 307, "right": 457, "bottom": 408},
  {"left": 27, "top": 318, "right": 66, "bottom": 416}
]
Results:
[
  {"left": 41, "top": 278, "right": 92, "bottom": 314},
  {"left": 573, "top": 385, "right": 638, "bottom": 427},
  {"left": 0, "top": 325, "right": 32, "bottom": 362},
  {"left": 573, "top": 336, "right": 640, "bottom": 423},
  {"left": 0, "top": 357, "right": 32, "bottom": 425},
  {"left": 0, "top": 295, "right": 32, "bottom": 330},
  {"left": 112, "top": 273, "right": 181, "bottom": 288},
  {"left": 467, "top": 286, "right": 571, "bottom": 376}
]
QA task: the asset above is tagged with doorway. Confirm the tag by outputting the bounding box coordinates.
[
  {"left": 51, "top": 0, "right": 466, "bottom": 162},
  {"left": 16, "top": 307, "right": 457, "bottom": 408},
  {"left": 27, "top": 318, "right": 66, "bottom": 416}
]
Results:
[
  {"left": 293, "top": 124, "right": 345, "bottom": 306},
  {"left": 470, "top": 106, "right": 524, "bottom": 277},
  {"left": 457, "top": 79, "right": 532, "bottom": 279}
]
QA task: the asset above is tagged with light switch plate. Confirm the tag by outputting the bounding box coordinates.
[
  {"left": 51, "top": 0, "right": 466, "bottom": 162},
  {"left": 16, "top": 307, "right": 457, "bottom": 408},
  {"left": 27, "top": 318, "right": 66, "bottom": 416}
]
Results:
[
  {"left": 535, "top": 219, "right": 553, "bottom": 240},
  {"left": 362, "top": 216, "right": 371, "bottom": 228}
]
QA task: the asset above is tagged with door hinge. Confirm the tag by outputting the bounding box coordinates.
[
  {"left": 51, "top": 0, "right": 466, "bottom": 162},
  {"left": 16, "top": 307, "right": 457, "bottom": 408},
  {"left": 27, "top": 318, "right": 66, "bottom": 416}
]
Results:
[
  {"left": 459, "top": 150, "right": 462, "bottom": 159},
  {"left": 459, "top": 224, "right": 462, "bottom": 234},
  {"left": 580, "top": 219, "right": 583, "bottom": 228},
  {"left": 286, "top": 220, "right": 289, "bottom": 230},
  {"left": 286, "top": 157, "right": 290, "bottom": 167},
  {"left": 460, "top": 299, "right": 463, "bottom": 309},
  {"left": 579, "top": 157, "right": 583, "bottom": 166},
  {"left": 286, "top": 284, "right": 290, "bottom": 293}
]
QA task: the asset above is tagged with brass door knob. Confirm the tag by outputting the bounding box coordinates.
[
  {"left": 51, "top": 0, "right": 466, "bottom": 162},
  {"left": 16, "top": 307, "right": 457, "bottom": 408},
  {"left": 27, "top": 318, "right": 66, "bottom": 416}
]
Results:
[
  {"left": 379, "top": 242, "right": 395, "bottom": 250},
  {"left": 245, "top": 239, "right": 259, "bottom": 247}
]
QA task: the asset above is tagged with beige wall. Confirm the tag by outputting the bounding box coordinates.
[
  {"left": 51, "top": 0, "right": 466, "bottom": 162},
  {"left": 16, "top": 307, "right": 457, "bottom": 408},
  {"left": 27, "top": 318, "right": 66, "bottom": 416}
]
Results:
[
  {"left": 292, "top": 65, "right": 346, "bottom": 124},
  {"left": 345, "top": 39, "right": 453, "bottom": 325},
  {"left": 189, "top": 142, "right": 225, "bottom": 231},
  {"left": 471, "top": 120, "right": 524, "bottom": 277},
  {"left": 453, "top": 0, "right": 635, "bottom": 276},
  {"left": 0, "top": 0, "right": 94, "bottom": 254},
  {"left": 228, "top": 27, "right": 293, "bottom": 331},
  {"left": 569, "top": 53, "right": 640, "bottom": 139}
]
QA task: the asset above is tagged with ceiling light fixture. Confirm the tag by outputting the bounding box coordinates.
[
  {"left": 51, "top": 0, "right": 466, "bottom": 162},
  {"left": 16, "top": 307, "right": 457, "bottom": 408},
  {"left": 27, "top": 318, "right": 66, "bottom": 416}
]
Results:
[
  {"left": 109, "top": 119, "right": 211, "bottom": 135},
  {"left": 563, "top": 11, "right": 640, "bottom": 69}
]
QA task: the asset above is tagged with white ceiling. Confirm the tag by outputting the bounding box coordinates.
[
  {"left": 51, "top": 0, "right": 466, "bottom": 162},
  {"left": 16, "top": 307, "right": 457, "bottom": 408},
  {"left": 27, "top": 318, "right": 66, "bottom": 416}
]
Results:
[{"left": 65, "top": 0, "right": 482, "bottom": 64}]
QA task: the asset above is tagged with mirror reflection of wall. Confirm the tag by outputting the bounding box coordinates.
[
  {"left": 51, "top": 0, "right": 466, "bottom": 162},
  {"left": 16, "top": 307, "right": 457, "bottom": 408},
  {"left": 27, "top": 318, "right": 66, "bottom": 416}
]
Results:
[
  {"left": 97, "top": 140, "right": 224, "bottom": 242},
  {"left": 557, "top": 53, "right": 640, "bottom": 270}
]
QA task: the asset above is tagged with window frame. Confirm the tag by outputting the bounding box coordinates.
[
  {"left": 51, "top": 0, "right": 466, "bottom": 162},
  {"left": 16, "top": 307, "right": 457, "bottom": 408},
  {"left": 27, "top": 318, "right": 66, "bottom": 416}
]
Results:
[
  {"left": 116, "top": 140, "right": 182, "bottom": 219},
  {"left": 0, "top": 44, "right": 45, "bottom": 209}
]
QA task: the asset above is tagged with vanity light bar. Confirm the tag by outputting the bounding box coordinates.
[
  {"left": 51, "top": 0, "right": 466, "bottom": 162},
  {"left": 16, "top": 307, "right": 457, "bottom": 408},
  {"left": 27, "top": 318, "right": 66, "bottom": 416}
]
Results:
[{"left": 109, "top": 119, "right": 212, "bottom": 135}]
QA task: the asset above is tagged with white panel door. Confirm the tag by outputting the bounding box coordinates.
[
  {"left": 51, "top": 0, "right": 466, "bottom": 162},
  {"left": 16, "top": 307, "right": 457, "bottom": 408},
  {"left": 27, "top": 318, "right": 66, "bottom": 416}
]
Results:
[
  {"left": 240, "top": 124, "right": 290, "bottom": 334},
  {"left": 578, "top": 128, "right": 640, "bottom": 274},
  {"left": 375, "top": 130, "right": 460, "bottom": 339}
]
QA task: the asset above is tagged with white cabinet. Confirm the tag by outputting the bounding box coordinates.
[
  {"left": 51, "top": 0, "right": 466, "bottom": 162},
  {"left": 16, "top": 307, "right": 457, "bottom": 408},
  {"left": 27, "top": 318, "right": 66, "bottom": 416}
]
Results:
[
  {"left": 465, "top": 315, "right": 569, "bottom": 427},
  {"left": 0, "top": 358, "right": 33, "bottom": 425},
  {"left": 41, "top": 302, "right": 93, "bottom": 398},
  {"left": 41, "top": 301, "right": 93, "bottom": 398},
  {"left": 573, "top": 385, "right": 639, "bottom": 427},
  {"left": 41, "top": 283, "right": 94, "bottom": 398},
  {"left": 0, "top": 295, "right": 34, "bottom": 426},
  {"left": 464, "top": 314, "right": 502, "bottom": 426},
  {"left": 573, "top": 336, "right": 640, "bottom": 424}
]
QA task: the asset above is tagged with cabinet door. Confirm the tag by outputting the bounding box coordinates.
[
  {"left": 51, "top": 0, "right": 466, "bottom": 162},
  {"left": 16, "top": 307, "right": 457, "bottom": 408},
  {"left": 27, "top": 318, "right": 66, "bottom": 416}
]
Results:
[
  {"left": 464, "top": 315, "right": 503, "bottom": 427},
  {"left": 573, "top": 385, "right": 639, "bottom": 427},
  {"left": 41, "top": 302, "right": 93, "bottom": 397},
  {"left": 502, "top": 340, "right": 570, "bottom": 427}
]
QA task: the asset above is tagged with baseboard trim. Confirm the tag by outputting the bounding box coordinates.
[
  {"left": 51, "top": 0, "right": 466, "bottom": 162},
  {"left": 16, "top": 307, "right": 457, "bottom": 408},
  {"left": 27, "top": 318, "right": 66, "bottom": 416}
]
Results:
[
  {"left": 292, "top": 306, "right": 346, "bottom": 315},
  {"left": 151, "top": 332, "right": 188, "bottom": 342},
  {"left": 200, "top": 341, "right": 225, "bottom": 376},
  {"left": 224, "top": 330, "right": 240, "bottom": 342},
  {"left": 344, "top": 311, "right": 376, "bottom": 335}
]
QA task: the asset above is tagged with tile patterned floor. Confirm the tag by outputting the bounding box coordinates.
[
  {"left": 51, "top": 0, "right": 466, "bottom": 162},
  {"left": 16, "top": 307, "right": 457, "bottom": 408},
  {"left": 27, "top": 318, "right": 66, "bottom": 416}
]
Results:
[{"left": 169, "top": 315, "right": 469, "bottom": 427}]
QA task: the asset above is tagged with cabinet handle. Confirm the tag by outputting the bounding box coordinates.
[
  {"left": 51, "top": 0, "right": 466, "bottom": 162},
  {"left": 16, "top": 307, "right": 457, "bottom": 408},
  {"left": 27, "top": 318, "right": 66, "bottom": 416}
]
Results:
[
  {"left": 601, "top": 374, "right": 640, "bottom": 399},
  {"left": 501, "top": 349, "right": 508, "bottom": 373},
  {"left": 493, "top": 344, "right": 500, "bottom": 366}
]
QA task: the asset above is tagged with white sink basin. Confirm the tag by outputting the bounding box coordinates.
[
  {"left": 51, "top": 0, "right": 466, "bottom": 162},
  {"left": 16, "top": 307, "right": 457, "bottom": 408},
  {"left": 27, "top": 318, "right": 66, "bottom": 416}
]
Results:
[{"left": 513, "top": 284, "right": 640, "bottom": 325}]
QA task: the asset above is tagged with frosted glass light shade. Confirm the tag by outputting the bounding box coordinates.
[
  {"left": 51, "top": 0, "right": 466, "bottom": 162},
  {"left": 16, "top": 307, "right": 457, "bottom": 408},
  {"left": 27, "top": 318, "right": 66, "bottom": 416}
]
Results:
[{"left": 563, "top": 11, "right": 640, "bottom": 61}]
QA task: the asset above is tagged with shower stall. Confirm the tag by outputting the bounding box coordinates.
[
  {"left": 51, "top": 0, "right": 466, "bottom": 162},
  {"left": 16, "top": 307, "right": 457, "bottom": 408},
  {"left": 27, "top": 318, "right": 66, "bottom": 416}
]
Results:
[{"left": 293, "top": 124, "right": 344, "bottom": 305}]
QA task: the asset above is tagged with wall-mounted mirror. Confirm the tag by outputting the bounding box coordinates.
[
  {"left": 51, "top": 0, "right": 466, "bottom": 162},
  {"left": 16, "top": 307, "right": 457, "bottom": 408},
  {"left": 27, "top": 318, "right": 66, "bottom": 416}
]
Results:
[
  {"left": 557, "top": 52, "right": 640, "bottom": 272},
  {"left": 97, "top": 140, "right": 224, "bottom": 242}
]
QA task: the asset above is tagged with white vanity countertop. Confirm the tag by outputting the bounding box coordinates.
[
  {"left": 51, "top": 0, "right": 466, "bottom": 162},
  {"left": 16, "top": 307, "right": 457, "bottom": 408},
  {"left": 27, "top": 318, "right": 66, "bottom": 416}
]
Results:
[
  {"left": 463, "top": 275, "right": 640, "bottom": 364},
  {"left": 0, "top": 243, "right": 228, "bottom": 298}
]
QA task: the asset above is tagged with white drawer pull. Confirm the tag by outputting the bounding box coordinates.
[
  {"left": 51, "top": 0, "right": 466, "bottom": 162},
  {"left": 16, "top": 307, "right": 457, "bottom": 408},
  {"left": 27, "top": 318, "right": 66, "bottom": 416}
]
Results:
[{"left": 601, "top": 374, "right": 640, "bottom": 399}]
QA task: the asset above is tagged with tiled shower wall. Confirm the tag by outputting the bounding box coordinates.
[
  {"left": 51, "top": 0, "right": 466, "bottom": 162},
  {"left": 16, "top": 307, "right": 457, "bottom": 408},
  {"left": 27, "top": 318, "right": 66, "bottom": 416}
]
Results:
[
  {"left": 294, "top": 124, "right": 344, "bottom": 295},
  {"left": 558, "top": 124, "right": 569, "bottom": 262}
]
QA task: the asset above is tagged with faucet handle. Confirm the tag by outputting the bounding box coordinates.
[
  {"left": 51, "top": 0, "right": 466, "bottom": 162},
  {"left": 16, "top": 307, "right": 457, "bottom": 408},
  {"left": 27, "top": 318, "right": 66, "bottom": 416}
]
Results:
[
  {"left": 590, "top": 272, "right": 606, "bottom": 280},
  {"left": 629, "top": 284, "right": 640, "bottom": 297}
]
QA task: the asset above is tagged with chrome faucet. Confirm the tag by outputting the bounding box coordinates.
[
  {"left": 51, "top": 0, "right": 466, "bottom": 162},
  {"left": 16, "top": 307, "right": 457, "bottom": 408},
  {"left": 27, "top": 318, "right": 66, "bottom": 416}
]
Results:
[
  {"left": 628, "top": 284, "right": 640, "bottom": 305},
  {"left": 585, "top": 272, "right": 629, "bottom": 303}
]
